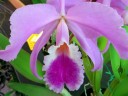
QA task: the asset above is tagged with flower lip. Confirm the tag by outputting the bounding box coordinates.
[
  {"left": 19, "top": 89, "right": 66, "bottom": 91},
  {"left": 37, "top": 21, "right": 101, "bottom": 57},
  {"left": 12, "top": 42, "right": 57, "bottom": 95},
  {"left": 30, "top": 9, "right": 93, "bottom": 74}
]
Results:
[{"left": 43, "top": 43, "right": 84, "bottom": 93}]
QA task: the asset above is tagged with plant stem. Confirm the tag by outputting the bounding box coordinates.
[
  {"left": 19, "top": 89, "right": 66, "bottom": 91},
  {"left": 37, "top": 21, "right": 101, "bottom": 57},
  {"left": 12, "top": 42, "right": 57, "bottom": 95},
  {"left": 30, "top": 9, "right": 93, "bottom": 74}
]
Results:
[
  {"left": 9, "top": 0, "right": 24, "bottom": 8},
  {"left": 104, "top": 79, "right": 119, "bottom": 96},
  {"left": 69, "top": 33, "right": 74, "bottom": 43}
]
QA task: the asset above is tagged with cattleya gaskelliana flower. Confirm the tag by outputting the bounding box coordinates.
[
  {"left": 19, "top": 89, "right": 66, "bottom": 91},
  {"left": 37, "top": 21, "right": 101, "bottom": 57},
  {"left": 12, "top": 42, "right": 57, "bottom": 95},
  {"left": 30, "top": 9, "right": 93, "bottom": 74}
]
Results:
[
  {"left": 0, "top": 0, "right": 128, "bottom": 93},
  {"left": 97, "top": 0, "right": 128, "bottom": 24}
]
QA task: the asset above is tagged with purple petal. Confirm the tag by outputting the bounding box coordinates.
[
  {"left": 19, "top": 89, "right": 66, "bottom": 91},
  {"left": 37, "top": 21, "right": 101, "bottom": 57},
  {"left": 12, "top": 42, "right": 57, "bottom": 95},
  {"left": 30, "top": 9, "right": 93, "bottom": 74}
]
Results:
[
  {"left": 56, "top": 19, "right": 69, "bottom": 45},
  {"left": 73, "top": 22, "right": 101, "bottom": 39},
  {"left": 66, "top": 2, "right": 128, "bottom": 59},
  {"left": 47, "top": 0, "right": 84, "bottom": 13},
  {"left": 97, "top": 0, "right": 126, "bottom": 15},
  {"left": 124, "top": 11, "right": 128, "bottom": 25},
  {"left": 111, "top": 0, "right": 126, "bottom": 15},
  {"left": 121, "top": 0, "right": 128, "bottom": 6},
  {"left": 44, "top": 54, "right": 84, "bottom": 93},
  {"left": 0, "top": 4, "right": 60, "bottom": 61},
  {"left": 30, "top": 21, "right": 59, "bottom": 79},
  {"left": 97, "top": 0, "right": 111, "bottom": 6},
  {"left": 67, "top": 20, "right": 103, "bottom": 70}
]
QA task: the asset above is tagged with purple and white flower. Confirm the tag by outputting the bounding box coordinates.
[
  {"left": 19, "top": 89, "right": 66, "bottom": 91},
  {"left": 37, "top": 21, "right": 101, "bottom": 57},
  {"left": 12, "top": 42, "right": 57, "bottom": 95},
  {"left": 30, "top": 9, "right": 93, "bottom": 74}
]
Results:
[{"left": 0, "top": 0, "right": 128, "bottom": 93}]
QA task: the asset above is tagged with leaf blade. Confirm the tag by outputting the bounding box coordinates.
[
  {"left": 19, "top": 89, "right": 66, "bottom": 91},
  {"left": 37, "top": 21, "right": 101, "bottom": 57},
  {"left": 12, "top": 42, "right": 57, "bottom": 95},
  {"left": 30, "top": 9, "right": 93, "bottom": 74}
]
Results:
[
  {"left": 0, "top": 33, "right": 44, "bottom": 83},
  {"left": 8, "top": 82, "right": 62, "bottom": 96},
  {"left": 32, "top": 0, "right": 46, "bottom": 3},
  {"left": 109, "top": 45, "right": 120, "bottom": 79}
]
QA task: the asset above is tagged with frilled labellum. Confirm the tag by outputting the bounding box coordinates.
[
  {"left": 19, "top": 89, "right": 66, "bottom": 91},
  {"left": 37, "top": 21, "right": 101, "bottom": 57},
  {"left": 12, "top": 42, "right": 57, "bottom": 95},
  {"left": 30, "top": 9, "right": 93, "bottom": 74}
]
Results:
[{"left": 43, "top": 43, "right": 84, "bottom": 93}]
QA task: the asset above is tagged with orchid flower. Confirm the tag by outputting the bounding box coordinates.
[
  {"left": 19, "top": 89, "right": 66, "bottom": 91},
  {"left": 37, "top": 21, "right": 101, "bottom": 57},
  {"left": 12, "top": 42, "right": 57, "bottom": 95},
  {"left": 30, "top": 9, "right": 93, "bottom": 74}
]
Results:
[
  {"left": 97, "top": 0, "right": 128, "bottom": 24},
  {"left": 0, "top": 0, "right": 128, "bottom": 93}
]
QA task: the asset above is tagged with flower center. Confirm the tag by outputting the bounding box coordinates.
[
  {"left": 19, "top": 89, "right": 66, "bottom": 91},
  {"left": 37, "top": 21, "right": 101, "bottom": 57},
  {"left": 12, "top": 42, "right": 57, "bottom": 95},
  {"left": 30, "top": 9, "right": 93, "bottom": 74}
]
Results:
[
  {"left": 60, "top": 16, "right": 66, "bottom": 21},
  {"left": 56, "top": 43, "right": 69, "bottom": 56}
]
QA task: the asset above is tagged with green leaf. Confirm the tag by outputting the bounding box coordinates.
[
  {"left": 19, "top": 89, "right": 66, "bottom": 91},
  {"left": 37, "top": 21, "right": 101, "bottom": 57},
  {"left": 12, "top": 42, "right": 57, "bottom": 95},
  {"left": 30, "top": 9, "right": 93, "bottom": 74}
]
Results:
[
  {"left": 120, "top": 59, "right": 128, "bottom": 78},
  {"left": 83, "top": 55, "right": 93, "bottom": 82},
  {"left": 123, "top": 25, "right": 128, "bottom": 33},
  {"left": 92, "top": 70, "right": 102, "bottom": 95},
  {"left": 97, "top": 36, "right": 108, "bottom": 52},
  {"left": 4, "top": 91, "right": 14, "bottom": 96},
  {"left": 103, "top": 49, "right": 110, "bottom": 64},
  {"left": 82, "top": 54, "right": 102, "bottom": 95},
  {"left": 113, "top": 77, "right": 128, "bottom": 96},
  {"left": 72, "top": 37, "right": 102, "bottom": 95},
  {"left": 98, "top": 36, "right": 110, "bottom": 64},
  {"left": 104, "top": 79, "right": 119, "bottom": 96},
  {"left": 32, "top": 0, "right": 46, "bottom": 4},
  {"left": 109, "top": 45, "right": 121, "bottom": 79},
  {"left": 61, "top": 89, "right": 72, "bottom": 96},
  {"left": 11, "top": 50, "right": 44, "bottom": 83},
  {"left": 72, "top": 36, "right": 80, "bottom": 46},
  {"left": 8, "top": 82, "right": 62, "bottom": 96},
  {"left": 0, "top": 33, "right": 44, "bottom": 83}
]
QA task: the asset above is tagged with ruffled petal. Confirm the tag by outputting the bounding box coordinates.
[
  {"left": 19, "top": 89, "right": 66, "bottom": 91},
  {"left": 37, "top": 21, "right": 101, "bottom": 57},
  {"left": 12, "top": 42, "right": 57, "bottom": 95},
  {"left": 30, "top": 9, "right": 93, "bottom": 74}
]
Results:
[
  {"left": 56, "top": 19, "right": 69, "bottom": 45},
  {"left": 43, "top": 44, "right": 84, "bottom": 93},
  {"left": 67, "top": 20, "right": 103, "bottom": 70},
  {"left": 30, "top": 21, "right": 59, "bottom": 79},
  {"left": 67, "top": 44, "right": 84, "bottom": 90},
  {"left": 47, "top": 0, "right": 84, "bottom": 13},
  {"left": 66, "top": 2, "right": 128, "bottom": 59},
  {"left": 0, "top": 4, "right": 60, "bottom": 61}
]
